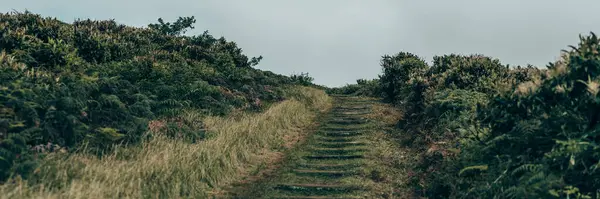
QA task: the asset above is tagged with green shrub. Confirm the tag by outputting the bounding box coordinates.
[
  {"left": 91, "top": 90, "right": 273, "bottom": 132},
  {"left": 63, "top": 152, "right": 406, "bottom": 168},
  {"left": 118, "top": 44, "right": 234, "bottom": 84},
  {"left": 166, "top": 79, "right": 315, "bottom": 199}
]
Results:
[
  {"left": 378, "top": 52, "right": 428, "bottom": 103},
  {"left": 366, "top": 32, "right": 600, "bottom": 198},
  {"left": 290, "top": 72, "right": 315, "bottom": 86},
  {"left": 428, "top": 54, "right": 510, "bottom": 94},
  {"left": 459, "top": 33, "right": 600, "bottom": 198},
  {"left": 326, "top": 78, "right": 381, "bottom": 97},
  {"left": 0, "top": 11, "right": 312, "bottom": 182}
]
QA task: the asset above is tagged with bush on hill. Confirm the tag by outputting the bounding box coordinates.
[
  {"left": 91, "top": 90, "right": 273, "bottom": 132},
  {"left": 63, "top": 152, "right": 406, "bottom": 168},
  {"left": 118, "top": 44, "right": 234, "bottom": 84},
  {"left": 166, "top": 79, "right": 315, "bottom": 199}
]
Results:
[{"left": 0, "top": 11, "right": 311, "bottom": 182}]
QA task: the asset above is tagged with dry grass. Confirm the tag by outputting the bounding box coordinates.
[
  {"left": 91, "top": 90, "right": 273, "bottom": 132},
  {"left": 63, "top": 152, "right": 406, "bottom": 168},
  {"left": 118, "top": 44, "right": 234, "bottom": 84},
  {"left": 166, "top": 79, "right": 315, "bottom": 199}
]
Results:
[
  {"left": 0, "top": 86, "right": 331, "bottom": 199},
  {"left": 513, "top": 78, "right": 542, "bottom": 96},
  {"left": 362, "top": 102, "right": 417, "bottom": 199},
  {"left": 367, "top": 102, "right": 403, "bottom": 125}
]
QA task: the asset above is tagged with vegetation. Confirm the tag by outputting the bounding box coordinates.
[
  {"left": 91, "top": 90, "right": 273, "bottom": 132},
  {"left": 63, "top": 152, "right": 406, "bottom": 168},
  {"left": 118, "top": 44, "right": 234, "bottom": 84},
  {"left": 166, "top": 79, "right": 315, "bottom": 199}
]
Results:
[
  {"left": 0, "top": 86, "right": 330, "bottom": 198},
  {"left": 0, "top": 10, "right": 320, "bottom": 187},
  {"left": 344, "top": 33, "right": 600, "bottom": 198},
  {"left": 326, "top": 78, "right": 381, "bottom": 97},
  {"left": 2, "top": 9, "right": 598, "bottom": 199}
]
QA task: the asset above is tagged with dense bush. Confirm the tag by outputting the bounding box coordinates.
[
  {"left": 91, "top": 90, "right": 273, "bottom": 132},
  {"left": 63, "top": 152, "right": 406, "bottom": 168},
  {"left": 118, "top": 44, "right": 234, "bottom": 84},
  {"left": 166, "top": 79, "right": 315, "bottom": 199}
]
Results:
[
  {"left": 427, "top": 54, "right": 510, "bottom": 94},
  {"left": 358, "top": 32, "right": 600, "bottom": 198},
  {"left": 379, "top": 52, "right": 428, "bottom": 103},
  {"left": 0, "top": 11, "right": 309, "bottom": 182},
  {"left": 462, "top": 33, "right": 600, "bottom": 198},
  {"left": 290, "top": 72, "right": 315, "bottom": 86}
]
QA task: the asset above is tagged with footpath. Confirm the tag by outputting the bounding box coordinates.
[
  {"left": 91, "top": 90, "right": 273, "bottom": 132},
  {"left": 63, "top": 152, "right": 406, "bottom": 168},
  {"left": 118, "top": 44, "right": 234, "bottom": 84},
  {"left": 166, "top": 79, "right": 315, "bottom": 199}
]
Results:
[{"left": 226, "top": 96, "right": 376, "bottom": 198}]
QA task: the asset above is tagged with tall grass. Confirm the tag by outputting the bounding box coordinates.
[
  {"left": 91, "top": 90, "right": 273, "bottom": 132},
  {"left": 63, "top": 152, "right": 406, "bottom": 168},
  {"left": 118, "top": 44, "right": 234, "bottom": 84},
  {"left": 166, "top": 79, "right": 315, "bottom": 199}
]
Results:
[{"left": 0, "top": 86, "right": 331, "bottom": 199}]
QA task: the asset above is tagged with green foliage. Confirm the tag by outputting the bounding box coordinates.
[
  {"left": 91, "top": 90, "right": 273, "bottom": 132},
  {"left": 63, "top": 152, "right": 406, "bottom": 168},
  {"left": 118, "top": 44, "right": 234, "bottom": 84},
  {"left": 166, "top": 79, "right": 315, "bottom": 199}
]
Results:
[
  {"left": 461, "top": 32, "right": 600, "bottom": 198},
  {"left": 378, "top": 52, "right": 428, "bottom": 103},
  {"left": 0, "top": 11, "right": 310, "bottom": 182},
  {"left": 361, "top": 32, "right": 600, "bottom": 198},
  {"left": 428, "top": 54, "right": 510, "bottom": 94},
  {"left": 148, "top": 16, "right": 196, "bottom": 36},
  {"left": 459, "top": 165, "right": 488, "bottom": 176},
  {"left": 326, "top": 78, "right": 381, "bottom": 97},
  {"left": 290, "top": 72, "right": 314, "bottom": 86}
]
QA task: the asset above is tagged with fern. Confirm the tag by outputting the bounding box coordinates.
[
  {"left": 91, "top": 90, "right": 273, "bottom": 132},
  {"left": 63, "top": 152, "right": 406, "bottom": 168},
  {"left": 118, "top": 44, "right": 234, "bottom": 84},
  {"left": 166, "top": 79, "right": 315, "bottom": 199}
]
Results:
[
  {"left": 459, "top": 165, "right": 489, "bottom": 176},
  {"left": 511, "top": 164, "right": 543, "bottom": 177}
]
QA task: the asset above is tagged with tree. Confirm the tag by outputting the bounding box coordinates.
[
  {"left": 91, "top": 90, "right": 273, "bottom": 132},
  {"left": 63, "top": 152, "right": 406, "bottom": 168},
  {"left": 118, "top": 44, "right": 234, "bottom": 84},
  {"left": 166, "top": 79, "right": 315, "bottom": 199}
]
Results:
[{"left": 148, "top": 16, "right": 196, "bottom": 36}]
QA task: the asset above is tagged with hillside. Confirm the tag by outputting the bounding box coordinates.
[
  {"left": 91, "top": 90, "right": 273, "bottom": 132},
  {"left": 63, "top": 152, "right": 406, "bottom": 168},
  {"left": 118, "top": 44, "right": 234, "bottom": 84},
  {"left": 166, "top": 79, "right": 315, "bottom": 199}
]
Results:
[
  {"left": 3, "top": 10, "right": 600, "bottom": 199},
  {"left": 0, "top": 11, "right": 315, "bottom": 183},
  {"left": 330, "top": 33, "right": 600, "bottom": 198}
]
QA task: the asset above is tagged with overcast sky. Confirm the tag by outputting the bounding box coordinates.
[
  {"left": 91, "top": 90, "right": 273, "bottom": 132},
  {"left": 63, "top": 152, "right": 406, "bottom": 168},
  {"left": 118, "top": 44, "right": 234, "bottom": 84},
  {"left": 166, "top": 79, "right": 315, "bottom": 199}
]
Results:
[{"left": 3, "top": 0, "right": 600, "bottom": 87}]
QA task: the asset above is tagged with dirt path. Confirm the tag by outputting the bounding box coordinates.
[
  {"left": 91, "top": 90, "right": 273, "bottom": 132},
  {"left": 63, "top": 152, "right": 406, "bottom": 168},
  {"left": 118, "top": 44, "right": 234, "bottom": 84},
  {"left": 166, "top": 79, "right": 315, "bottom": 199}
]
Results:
[{"left": 223, "top": 96, "right": 408, "bottom": 199}]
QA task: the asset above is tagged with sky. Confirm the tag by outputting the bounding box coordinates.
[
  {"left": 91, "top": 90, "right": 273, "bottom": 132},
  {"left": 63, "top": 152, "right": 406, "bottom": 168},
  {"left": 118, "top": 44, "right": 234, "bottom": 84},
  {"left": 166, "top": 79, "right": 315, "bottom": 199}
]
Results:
[{"left": 2, "top": 0, "right": 600, "bottom": 87}]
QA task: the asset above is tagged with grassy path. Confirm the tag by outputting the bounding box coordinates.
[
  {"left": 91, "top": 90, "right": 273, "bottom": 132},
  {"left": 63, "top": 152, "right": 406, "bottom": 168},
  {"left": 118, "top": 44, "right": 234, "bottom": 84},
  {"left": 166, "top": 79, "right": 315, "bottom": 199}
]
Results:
[{"left": 225, "top": 95, "right": 379, "bottom": 198}]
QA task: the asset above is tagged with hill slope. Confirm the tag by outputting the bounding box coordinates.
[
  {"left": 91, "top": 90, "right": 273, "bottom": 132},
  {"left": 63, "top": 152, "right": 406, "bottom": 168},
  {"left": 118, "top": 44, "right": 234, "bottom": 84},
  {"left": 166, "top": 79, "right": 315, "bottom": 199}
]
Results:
[{"left": 0, "top": 11, "right": 311, "bottom": 182}]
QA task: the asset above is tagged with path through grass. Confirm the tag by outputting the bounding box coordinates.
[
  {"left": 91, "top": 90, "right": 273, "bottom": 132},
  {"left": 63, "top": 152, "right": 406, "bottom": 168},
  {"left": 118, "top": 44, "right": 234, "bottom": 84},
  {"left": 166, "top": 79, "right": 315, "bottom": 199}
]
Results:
[{"left": 225, "top": 95, "right": 406, "bottom": 198}]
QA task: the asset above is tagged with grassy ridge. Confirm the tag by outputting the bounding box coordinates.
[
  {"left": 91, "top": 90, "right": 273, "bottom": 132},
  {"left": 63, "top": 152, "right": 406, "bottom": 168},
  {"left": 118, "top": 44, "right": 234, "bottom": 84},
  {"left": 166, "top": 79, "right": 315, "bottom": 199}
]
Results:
[{"left": 0, "top": 86, "right": 331, "bottom": 199}]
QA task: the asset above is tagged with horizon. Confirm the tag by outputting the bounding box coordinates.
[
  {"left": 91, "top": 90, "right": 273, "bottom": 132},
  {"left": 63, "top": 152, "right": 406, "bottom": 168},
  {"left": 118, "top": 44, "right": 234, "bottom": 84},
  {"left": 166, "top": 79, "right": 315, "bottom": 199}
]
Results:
[{"left": 3, "top": 0, "right": 600, "bottom": 87}]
